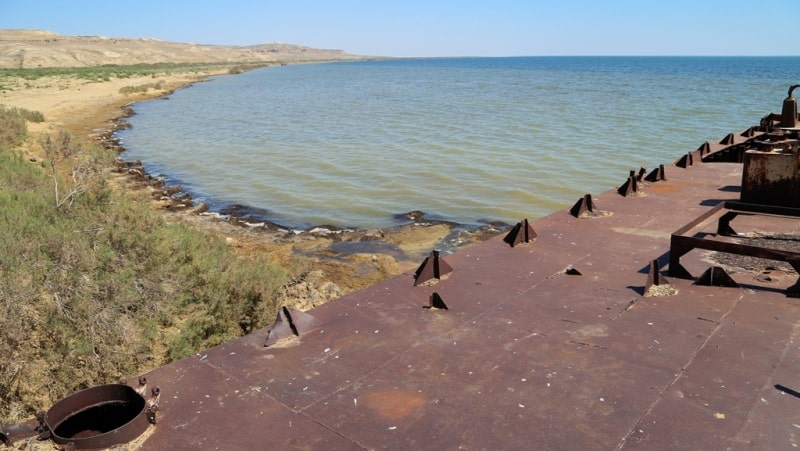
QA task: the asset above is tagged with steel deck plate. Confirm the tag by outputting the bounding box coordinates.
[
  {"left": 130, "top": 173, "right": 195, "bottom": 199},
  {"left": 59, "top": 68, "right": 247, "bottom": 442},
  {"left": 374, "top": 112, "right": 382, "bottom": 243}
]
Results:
[{"left": 130, "top": 152, "right": 800, "bottom": 449}]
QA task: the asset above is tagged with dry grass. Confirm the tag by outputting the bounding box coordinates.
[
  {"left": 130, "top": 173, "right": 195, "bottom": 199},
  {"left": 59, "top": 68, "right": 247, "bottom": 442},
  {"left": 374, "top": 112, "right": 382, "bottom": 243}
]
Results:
[{"left": 0, "top": 106, "right": 288, "bottom": 423}]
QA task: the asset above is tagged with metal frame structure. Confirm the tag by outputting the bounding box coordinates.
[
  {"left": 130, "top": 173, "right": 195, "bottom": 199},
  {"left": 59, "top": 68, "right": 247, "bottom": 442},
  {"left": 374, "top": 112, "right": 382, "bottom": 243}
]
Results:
[{"left": 669, "top": 200, "right": 800, "bottom": 296}]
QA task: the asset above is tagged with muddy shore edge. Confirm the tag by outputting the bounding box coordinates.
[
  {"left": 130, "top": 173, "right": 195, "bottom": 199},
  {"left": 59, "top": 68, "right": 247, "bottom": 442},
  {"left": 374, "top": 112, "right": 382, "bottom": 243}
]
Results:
[
  {"left": 102, "top": 95, "right": 508, "bottom": 239},
  {"left": 1, "top": 64, "right": 509, "bottom": 301}
]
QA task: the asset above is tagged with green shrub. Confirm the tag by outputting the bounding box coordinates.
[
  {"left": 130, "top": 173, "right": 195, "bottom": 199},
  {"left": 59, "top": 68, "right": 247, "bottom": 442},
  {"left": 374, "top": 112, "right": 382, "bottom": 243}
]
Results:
[
  {"left": 0, "top": 128, "right": 288, "bottom": 423},
  {"left": 0, "top": 62, "right": 263, "bottom": 84},
  {"left": 0, "top": 105, "right": 29, "bottom": 149},
  {"left": 118, "top": 81, "right": 165, "bottom": 94}
]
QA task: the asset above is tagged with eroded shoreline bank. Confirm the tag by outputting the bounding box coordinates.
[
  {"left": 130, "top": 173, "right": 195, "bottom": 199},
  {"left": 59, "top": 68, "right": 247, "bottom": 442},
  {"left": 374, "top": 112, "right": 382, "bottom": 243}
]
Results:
[
  {"left": 107, "top": 99, "right": 508, "bottom": 301},
  {"left": 105, "top": 94, "right": 507, "bottom": 236},
  {"left": 1, "top": 66, "right": 506, "bottom": 303}
]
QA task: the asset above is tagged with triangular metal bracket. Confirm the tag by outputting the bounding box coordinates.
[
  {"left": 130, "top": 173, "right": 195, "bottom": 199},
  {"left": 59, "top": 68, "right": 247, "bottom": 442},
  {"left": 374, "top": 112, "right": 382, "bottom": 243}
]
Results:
[
  {"left": 696, "top": 141, "right": 711, "bottom": 156},
  {"left": 425, "top": 292, "right": 449, "bottom": 310},
  {"left": 570, "top": 194, "right": 598, "bottom": 218},
  {"left": 720, "top": 133, "right": 736, "bottom": 145},
  {"left": 668, "top": 260, "right": 693, "bottom": 279},
  {"left": 644, "top": 259, "right": 677, "bottom": 296},
  {"left": 414, "top": 250, "right": 453, "bottom": 286},
  {"left": 565, "top": 267, "right": 582, "bottom": 275},
  {"left": 646, "top": 259, "right": 669, "bottom": 288},
  {"left": 637, "top": 167, "right": 647, "bottom": 182},
  {"left": 675, "top": 152, "right": 694, "bottom": 168},
  {"left": 717, "top": 212, "right": 738, "bottom": 237},
  {"left": 617, "top": 176, "right": 638, "bottom": 197},
  {"left": 645, "top": 164, "right": 666, "bottom": 182},
  {"left": 264, "top": 306, "right": 321, "bottom": 347},
  {"left": 503, "top": 218, "right": 537, "bottom": 247},
  {"left": 694, "top": 266, "right": 739, "bottom": 288}
]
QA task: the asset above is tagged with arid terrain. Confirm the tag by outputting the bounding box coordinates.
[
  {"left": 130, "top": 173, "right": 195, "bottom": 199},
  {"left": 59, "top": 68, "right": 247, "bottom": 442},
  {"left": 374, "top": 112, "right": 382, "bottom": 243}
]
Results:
[
  {"left": 0, "top": 29, "right": 503, "bottom": 308},
  {"left": 0, "top": 29, "right": 363, "bottom": 68}
]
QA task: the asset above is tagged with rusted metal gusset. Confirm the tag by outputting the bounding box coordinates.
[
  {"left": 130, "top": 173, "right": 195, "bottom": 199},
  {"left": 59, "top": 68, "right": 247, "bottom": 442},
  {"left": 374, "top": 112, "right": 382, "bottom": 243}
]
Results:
[
  {"left": 644, "top": 259, "right": 676, "bottom": 296},
  {"left": 617, "top": 175, "right": 639, "bottom": 197},
  {"left": 645, "top": 164, "right": 666, "bottom": 182},
  {"left": 570, "top": 194, "right": 599, "bottom": 218},
  {"left": 413, "top": 250, "right": 453, "bottom": 286},
  {"left": 741, "top": 126, "right": 758, "bottom": 138},
  {"left": 426, "top": 292, "right": 449, "bottom": 310},
  {"left": 694, "top": 130, "right": 765, "bottom": 164},
  {"left": 697, "top": 141, "right": 711, "bottom": 157},
  {"left": 264, "top": 306, "right": 321, "bottom": 346},
  {"left": 674, "top": 151, "right": 696, "bottom": 168},
  {"left": 694, "top": 266, "right": 739, "bottom": 288},
  {"left": 503, "top": 218, "right": 537, "bottom": 247},
  {"left": 720, "top": 133, "right": 736, "bottom": 145}
]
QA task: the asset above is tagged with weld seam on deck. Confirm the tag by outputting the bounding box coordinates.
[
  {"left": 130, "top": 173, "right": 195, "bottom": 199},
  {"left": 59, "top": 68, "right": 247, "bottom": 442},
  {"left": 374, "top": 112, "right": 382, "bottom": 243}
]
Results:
[
  {"left": 732, "top": 318, "right": 800, "bottom": 445},
  {"left": 297, "top": 407, "right": 373, "bottom": 450},
  {"left": 616, "top": 291, "right": 745, "bottom": 449},
  {"left": 200, "top": 347, "right": 374, "bottom": 449}
]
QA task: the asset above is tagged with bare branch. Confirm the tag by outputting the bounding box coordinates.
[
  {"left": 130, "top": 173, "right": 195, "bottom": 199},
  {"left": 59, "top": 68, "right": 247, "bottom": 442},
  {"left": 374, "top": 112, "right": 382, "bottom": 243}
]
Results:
[{"left": 40, "top": 130, "right": 97, "bottom": 210}]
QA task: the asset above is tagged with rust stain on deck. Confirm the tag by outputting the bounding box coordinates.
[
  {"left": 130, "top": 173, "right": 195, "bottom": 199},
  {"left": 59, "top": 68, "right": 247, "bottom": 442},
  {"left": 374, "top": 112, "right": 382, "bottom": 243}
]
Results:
[{"left": 364, "top": 389, "right": 426, "bottom": 422}]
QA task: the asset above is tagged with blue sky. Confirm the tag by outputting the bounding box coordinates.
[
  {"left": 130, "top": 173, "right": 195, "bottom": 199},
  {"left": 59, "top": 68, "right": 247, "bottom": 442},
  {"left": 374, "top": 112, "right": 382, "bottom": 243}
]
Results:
[{"left": 2, "top": 0, "right": 798, "bottom": 57}]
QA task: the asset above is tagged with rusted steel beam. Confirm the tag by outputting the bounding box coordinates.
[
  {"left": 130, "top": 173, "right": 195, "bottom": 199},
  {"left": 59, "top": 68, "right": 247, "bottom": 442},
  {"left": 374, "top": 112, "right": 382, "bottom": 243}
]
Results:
[
  {"left": 669, "top": 199, "right": 800, "bottom": 294},
  {"left": 671, "top": 229, "right": 800, "bottom": 268},
  {"left": 718, "top": 201, "right": 800, "bottom": 236},
  {"left": 670, "top": 218, "right": 800, "bottom": 296},
  {"left": 725, "top": 200, "right": 800, "bottom": 217},
  {"left": 671, "top": 202, "right": 726, "bottom": 237}
]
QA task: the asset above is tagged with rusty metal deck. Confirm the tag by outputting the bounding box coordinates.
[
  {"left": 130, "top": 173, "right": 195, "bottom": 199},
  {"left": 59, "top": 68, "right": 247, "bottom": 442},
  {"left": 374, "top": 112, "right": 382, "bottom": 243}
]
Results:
[{"left": 129, "top": 141, "right": 800, "bottom": 450}]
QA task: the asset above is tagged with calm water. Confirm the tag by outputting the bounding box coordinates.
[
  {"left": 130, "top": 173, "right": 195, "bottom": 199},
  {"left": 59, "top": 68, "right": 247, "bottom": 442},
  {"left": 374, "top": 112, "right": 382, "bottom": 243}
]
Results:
[{"left": 117, "top": 57, "right": 800, "bottom": 229}]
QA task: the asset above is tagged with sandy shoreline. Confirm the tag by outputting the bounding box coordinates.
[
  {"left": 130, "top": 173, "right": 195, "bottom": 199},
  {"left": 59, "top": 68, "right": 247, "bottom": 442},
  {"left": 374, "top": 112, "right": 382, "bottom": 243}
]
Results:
[{"left": 0, "top": 67, "right": 505, "bottom": 303}]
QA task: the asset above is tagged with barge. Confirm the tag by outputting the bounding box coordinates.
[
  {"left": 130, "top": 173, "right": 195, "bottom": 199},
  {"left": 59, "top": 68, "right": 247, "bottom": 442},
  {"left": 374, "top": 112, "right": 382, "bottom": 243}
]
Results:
[{"left": 6, "top": 89, "right": 800, "bottom": 450}]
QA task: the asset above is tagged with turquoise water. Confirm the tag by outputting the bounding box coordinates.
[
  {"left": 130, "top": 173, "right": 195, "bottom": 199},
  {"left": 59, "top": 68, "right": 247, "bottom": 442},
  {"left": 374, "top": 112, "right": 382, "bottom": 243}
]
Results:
[{"left": 117, "top": 57, "right": 800, "bottom": 229}]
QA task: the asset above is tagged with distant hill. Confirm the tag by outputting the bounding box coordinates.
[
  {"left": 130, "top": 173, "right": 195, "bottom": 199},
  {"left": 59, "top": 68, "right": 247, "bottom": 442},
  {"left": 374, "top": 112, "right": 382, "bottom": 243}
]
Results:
[{"left": 0, "top": 29, "right": 364, "bottom": 69}]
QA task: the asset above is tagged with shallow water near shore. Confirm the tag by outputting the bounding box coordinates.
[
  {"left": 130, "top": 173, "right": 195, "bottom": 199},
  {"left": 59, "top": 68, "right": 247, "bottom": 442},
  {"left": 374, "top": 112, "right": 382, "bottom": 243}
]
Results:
[{"left": 116, "top": 57, "right": 800, "bottom": 229}]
